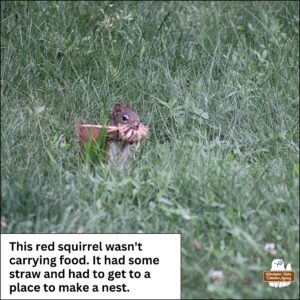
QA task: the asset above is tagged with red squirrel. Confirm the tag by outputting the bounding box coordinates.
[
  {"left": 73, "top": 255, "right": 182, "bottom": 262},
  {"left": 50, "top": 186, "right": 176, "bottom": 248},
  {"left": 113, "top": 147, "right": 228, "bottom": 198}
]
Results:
[
  {"left": 107, "top": 104, "right": 140, "bottom": 170},
  {"left": 77, "top": 104, "right": 144, "bottom": 170}
]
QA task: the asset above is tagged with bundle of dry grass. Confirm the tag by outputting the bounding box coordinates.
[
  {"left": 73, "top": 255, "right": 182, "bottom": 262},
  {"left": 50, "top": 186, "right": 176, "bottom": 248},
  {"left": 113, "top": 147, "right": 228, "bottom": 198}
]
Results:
[{"left": 76, "top": 122, "right": 149, "bottom": 149}]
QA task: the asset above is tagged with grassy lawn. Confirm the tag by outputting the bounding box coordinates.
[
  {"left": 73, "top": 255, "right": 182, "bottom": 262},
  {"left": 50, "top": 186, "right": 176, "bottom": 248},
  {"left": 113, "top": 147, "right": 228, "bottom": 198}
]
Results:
[{"left": 1, "top": 1, "right": 299, "bottom": 299}]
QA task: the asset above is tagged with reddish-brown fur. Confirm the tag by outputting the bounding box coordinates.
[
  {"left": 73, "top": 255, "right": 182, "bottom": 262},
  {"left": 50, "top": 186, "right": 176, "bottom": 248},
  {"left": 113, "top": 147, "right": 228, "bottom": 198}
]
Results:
[{"left": 76, "top": 123, "right": 101, "bottom": 149}]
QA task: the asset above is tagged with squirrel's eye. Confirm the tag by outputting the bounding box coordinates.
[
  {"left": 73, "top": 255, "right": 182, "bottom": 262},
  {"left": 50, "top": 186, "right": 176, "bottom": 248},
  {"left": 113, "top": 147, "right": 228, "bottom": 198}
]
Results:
[{"left": 122, "top": 115, "right": 129, "bottom": 122}]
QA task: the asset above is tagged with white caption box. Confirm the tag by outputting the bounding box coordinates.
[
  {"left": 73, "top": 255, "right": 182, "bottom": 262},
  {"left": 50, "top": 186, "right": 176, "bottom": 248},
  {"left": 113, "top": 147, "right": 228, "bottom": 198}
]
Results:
[{"left": 1, "top": 234, "right": 181, "bottom": 300}]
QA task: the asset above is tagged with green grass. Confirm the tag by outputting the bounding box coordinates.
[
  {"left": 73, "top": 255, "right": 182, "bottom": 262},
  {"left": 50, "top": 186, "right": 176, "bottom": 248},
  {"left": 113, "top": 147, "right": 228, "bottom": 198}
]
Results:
[{"left": 1, "top": 1, "right": 299, "bottom": 299}]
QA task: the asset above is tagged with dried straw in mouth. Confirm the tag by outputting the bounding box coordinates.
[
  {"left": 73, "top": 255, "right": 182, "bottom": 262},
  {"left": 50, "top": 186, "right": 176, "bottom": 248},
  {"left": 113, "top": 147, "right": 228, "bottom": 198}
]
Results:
[
  {"left": 117, "top": 123, "right": 149, "bottom": 143},
  {"left": 76, "top": 122, "right": 149, "bottom": 148}
]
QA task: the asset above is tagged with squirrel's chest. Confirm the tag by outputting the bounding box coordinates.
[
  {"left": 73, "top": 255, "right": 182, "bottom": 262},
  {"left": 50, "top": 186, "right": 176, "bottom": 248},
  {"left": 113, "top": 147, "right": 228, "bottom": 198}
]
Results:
[
  {"left": 107, "top": 141, "right": 131, "bottom": 170},
  {"left": 108, "top": 141, "right": 119, "bottom": 157}
]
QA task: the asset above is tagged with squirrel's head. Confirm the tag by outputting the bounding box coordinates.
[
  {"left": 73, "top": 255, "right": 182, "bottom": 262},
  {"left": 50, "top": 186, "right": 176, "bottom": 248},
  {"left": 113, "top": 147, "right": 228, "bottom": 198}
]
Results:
[{"left": 111, "top": 104, "right": 140, "bottom": 130}]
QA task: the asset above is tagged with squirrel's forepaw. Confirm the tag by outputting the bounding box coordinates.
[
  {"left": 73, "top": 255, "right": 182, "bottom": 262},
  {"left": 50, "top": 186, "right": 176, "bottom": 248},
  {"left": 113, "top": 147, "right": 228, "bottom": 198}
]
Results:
[{"left": 134, "top": 142, "right": 141, "bottom": 152}]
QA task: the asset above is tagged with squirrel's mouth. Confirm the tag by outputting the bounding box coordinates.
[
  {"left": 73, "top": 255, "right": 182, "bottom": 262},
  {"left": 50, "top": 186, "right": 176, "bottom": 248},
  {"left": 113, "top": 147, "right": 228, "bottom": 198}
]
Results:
[{"left": 131, "top": 121, "right": 140, "bottom": 130}]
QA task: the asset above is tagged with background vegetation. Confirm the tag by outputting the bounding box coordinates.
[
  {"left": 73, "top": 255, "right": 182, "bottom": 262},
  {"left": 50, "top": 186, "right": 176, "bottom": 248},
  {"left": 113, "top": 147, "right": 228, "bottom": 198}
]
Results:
[{"left": 1, "top": 1, "right": 299, "bottom": 299}]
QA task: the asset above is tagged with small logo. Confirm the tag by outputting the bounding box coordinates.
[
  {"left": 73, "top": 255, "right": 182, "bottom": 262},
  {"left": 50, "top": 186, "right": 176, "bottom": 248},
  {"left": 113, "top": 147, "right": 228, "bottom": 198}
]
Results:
[{"left": 263, "top": 259, "right": 295, "bottom": 288}]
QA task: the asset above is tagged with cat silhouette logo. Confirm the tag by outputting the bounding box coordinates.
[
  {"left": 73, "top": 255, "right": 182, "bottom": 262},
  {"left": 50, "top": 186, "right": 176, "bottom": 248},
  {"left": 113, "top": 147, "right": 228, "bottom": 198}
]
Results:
[{"left": 263, "top": 259, "right": 295, "bottom": 288}]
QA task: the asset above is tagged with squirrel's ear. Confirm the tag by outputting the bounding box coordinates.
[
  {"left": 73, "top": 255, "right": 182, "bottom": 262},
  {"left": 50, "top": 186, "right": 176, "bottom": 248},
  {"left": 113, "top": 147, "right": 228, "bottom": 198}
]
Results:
[
  {"left": 114, "top": 104, "right": 122, "bottom": 112},
  {"left": 125, "top": 103, "right": 131, "bottom": 109}
]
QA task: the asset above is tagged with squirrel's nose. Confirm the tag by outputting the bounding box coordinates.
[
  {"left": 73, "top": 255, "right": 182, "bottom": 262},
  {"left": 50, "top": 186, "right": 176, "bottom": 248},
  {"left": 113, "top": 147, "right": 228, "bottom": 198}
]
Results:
[{"left": 132, "top": 121, "right": 139, "bottom": 130}]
